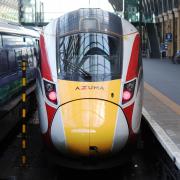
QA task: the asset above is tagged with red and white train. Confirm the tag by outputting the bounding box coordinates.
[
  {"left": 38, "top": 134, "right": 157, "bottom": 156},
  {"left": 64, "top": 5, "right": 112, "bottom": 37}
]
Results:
[{"left": 36, "top": 8, "right": 143, "bottom": 167}]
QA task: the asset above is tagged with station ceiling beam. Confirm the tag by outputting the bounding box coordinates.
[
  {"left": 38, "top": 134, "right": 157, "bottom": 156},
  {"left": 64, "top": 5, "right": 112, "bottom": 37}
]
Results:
[{"left": 108, "top": 0, "right": 124, "bottom": 12}]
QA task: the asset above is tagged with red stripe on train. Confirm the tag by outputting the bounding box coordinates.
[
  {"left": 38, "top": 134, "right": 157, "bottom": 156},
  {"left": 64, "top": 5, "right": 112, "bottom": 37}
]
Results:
[
  {"left": 123, "top": 103, "right": 137, "bottom": 142},
  {"left": 123, "top": 103, "right": 134, "bottom": 130},
  {"left": 42, "top": 103, "right": 57, "bottom": 148},
  {"left": 126, "top": 34, "right": 140, "bottom": 81},
  {"left": 45, "top": 103, "right": 56, "bottom": 126},
  {"left": 40, "top": 34, "right": 53, "bottom": 81}
]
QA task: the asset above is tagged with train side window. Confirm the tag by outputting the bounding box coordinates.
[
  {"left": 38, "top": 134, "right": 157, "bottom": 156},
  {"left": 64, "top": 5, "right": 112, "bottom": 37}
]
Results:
[
  {"left": 27, "top": 48, "right": 33, "bottom": 67},
  {"left": 33, "top": 38, "right": 39, "bottom": 53},
  {"left": 2, "top": 35, "right": 24, "bottom": 47},
  {"left": 31, "top": 48, "right": 36, "bottom": 61},
  {"left": 25, "top": 37, "right": 34, "bottom": 46},
  {"left": 15, "top": 50, "right": 22, "bottom": 70},
  {"left": 0, "top": 35, "right": 2, "bottom": 48},
  {"left": 34, "top": 39, "right": 40, "bottom": 63},
  {"left": 0, "top": 50, "right": 8, "bottom": 76},
  {"left": 22, "top": 49, "right": 28, "bottom": 68},
  {"left": 8, "top": 50, "right": 17, "bottom": 71}
]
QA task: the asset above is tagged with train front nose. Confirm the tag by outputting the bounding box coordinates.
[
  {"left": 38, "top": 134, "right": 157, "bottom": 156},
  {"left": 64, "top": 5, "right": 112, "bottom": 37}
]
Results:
[{"left": 50, "top": 99, "right": 129, "bottom": 157}]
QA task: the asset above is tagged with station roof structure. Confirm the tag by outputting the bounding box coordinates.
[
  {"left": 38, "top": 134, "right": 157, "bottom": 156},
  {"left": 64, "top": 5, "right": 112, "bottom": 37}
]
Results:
[
  {"left": 16, "top": 0, "right": 180, "bottom": 26},
  {"left": 109, "top": 0, "right": 180, "bottom": 23},
  {"left": 108, "top": 0, "right": 124, "bottom": 12}
]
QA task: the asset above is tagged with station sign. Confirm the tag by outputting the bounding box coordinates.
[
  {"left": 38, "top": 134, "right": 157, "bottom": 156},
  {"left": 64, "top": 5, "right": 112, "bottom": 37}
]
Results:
[{"left": 165, "top": 33, "right": 173, "bottom": 42}]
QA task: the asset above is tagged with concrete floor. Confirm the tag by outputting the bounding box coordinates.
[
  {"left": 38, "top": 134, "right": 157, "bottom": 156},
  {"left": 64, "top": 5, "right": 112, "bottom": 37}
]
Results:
[
  {"left": 0, "top": 112, "right": 158, "bottom": 180},
  {"left": 143, "top": 58, "right": 180, "bottom": 105}
]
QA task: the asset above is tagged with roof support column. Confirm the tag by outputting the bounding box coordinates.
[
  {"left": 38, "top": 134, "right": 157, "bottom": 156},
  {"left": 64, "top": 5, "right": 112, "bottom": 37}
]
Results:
[
  {"left": 158, "top": 14, "right": 164, "bottom": 42},
  {"left": 162, "top": 12, "right": 170, "bottom": 57},
  {"left": 167, "top": 10, "right": 174, "bottom": 58},
  {"left": 174, "top": 8, "right": 180, "bottom": 52}
]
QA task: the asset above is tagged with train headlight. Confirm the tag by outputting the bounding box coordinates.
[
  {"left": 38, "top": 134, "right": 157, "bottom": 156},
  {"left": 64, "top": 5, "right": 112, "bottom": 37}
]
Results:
[
  {"left": 122, "top": 80, "right": 136, "bottom": 104},
  {"left": 48, "top": 91, "right": 57, "bottom": 101},
  {"left": 44, "top": 80, "right": 57, "bottom": 104},
  {"left": 123, "top": 90, "right": 132, "bottom": 101}
]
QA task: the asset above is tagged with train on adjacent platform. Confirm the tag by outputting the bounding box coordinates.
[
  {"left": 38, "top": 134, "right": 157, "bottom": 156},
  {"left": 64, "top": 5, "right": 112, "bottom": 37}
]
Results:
[
  {"left": 0, "top": 21, "right": 39, "bottom": 141},
  {"left": 37, "top": 8, "right": 143, "bottom": 167}
]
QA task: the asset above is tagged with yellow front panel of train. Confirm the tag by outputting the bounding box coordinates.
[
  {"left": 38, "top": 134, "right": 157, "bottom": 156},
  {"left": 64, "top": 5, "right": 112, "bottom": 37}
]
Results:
[
  {"left": 58, "top": 80, "right": 121, "bottom": 156},
  {"left": 60, "top": 100, "right": 119, "bottom": 156},
  {"left": 58, "top": 79, "right": 121, "bottom": 105}
]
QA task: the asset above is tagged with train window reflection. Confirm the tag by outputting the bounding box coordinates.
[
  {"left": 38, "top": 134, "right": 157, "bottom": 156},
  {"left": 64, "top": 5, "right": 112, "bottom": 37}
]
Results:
[
  {"left": 0, "top": 50, "right": 8, "bottom": 76},
  {"left": 2, "top": 35, "right": 24, "bottom": 47},
  {"left": 57, "top": 33, "right": 122, "bottom": 82},
  {"left": 0, "top": 35, "right": 2, "bottom": 48}
]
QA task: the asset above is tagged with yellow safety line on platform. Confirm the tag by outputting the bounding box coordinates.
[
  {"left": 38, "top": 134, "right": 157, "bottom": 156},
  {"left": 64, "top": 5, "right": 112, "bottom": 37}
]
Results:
[
  {"left": 144, "top": 82, "right": 180, "bottom": 115},
  {"left": 22, "top": 78, "right": 26, "bottom": 86},
  {"left": 21, "top": 61, "right": 27, "bottom": 167},
  {"left": 22, "top": 62, "right": 26, "bottom": 68},
  {"left": 22, "top": 124, "right": 26, "bottom": 133},
  {"left": 22, "top": 155, "right": 26, "bottom": 165},
  {"left": 22, "top": 66, "right": 26, "bottom": 71},
  {"left": 22, "top": 109, "right": 26, "bottom": 118},
  {"left": 22, "top": 93, "right": 26, "bottom": 102},
  {"left": 22, "top": 139, "right": 26, "bottom": 149}
]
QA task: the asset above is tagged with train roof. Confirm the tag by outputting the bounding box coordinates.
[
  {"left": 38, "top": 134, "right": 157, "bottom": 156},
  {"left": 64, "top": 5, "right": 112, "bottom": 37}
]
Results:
[
  {"left": 56, "top": 8, "right": 123, "bottom": 37},
  {"left": 43, "top": 8, "right": 138, "bottom": 38},
  {"left": 0, "top": 21, "right": 40, "bottom": 38}
]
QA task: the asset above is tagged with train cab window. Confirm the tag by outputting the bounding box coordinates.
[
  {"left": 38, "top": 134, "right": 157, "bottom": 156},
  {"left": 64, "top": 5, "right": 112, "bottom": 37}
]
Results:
[
  {"left": 57, "top": 33, "right": 123, "bottom": 81},
  {"left": 0, "top": 50, "right": 8, "bottom": 76}
]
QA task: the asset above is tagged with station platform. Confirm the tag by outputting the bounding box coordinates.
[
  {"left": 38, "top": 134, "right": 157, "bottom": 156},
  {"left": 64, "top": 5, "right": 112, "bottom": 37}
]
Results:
[{"left": 142, "top": 58, "right": 180, "bottom": 170}]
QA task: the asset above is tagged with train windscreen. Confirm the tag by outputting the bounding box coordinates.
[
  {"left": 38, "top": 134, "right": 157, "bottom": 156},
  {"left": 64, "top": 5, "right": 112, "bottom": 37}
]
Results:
[{"left": 57, "top": 33, "right": 123, "bottom": 82}]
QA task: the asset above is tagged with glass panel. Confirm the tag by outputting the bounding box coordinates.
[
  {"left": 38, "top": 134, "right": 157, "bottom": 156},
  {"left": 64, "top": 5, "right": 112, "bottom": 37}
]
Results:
[
  {"left": 0, "top": 35, "right": 2, "bottom": 48},
  {"left": 57, "top": 33, "right": 122, "bottom": 82},
  {"left": 124, "top": 0, "right": 139, "bottom": 22},
  {"left": 8, "top": 50, "right": 17, "bottom": 71},
  {"left": 168, "top": 0, "right": 173, "bottom": 10},
  {"left": 173, "top": 0, "right": 179, "bottom": 8},
  {"left": 2, "top": 35, "right": 24, "bottom": 47},
  {"left": 25, "top": 37, "right": 34, "bottom": 46},
  {"left": 0, "top": 50, "right": 8, "bottom": 75},
  {"left": 163, "top": 0, "right": 168, "bottom": 12},
  {"left": 27, "top": 48, "right": 33, "bottom": 67},
  {"left": 0, "top": 0, "right": 18, "bottom": 22},
  {"left": 15, "top": 50, "right": 22, "bottom": 70}
]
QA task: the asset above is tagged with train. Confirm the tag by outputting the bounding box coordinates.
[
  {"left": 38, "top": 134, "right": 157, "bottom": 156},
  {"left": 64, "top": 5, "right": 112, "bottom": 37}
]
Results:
[
  {"left": 0, "top": 21, "right": 39, "bottom": 141},
  {"left": 37, "top": 8, "right": 143, "bottom": 167}
]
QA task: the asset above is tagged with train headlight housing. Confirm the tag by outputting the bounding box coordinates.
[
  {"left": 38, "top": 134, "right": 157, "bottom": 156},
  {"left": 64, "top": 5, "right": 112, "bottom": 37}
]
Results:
[
  {"left": 122, "top": 79, "right": 136, "bottom": 104},
  {"left": 44, "top": 80, "right": 57, "bottom": 105}
]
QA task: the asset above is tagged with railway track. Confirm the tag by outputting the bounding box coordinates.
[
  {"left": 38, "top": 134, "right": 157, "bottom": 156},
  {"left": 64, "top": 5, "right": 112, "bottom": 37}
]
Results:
[{"left": 1, "top": 112, "right": 179, "bottom": 180}]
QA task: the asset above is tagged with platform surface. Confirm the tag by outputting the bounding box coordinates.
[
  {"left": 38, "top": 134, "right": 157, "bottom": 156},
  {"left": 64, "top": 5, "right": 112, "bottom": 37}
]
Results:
[
  {"left": 143, "top": 58, "right": 180, "bottom": 105},
  {"left": 143, "top": 58, "right": 180, "bottom": 169}
]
